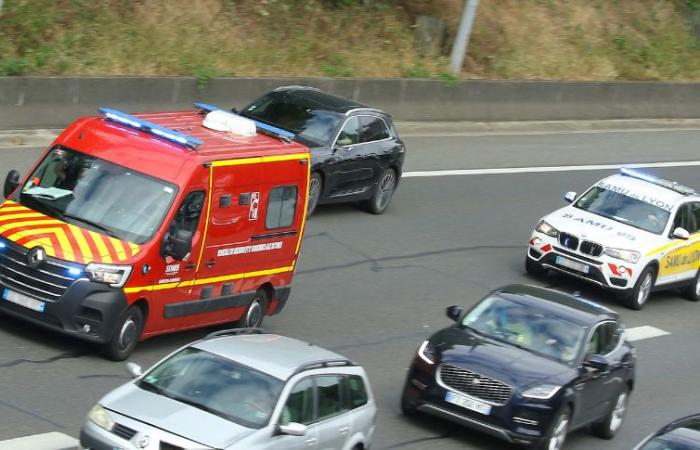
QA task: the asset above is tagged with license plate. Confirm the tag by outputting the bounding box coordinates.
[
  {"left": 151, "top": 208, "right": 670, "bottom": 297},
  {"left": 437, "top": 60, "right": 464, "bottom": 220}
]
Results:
[
  {"left": 2, "top": 288, "right": 45, "bottom": 312},
  {"left": 445, "top": 391, "right": 492, "bottom": 415},
  {"left": 555, "top": 256, "right": 589, "bottom": 274}
]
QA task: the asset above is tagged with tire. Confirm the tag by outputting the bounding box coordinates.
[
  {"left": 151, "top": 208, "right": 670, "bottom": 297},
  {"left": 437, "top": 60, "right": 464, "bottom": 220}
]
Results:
[
  {"left": 400, "top": 392, "right": 417, "bottom": 417},
  {"left": 525, "top": 256, "right": 548, "bottom": 277},
  {"left": 624, "top": 266, "right": 655, "bottom": 310},
  {"left": 362, "top": 168, "right": 397, "bottom": 215},
  {"left": 682, "top": 270, "right": 700, "bottom": 302},
  {"left": 591, "top": 388, "right": 629, "bottom": 439},
  {"left": 237, "top": 289, "right": 269, "bottom": 328},
  {"left": 535, "top": 407, "right": 570, "bottom": 450},
  {"left": 102, "top": 305, "right": 144, "bottom": 361},
  {"left": 307, "top": 172, "right": 322, "bottom": 217}
]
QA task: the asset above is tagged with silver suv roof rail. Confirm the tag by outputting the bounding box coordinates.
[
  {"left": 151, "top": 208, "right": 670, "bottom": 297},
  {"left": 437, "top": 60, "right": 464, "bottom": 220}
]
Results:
[
  {"left": 289, "top": 358, "right": 356, "bottom": 379},
  {"left": 204, "top": 328, "right": 267, "bottom": 339}
]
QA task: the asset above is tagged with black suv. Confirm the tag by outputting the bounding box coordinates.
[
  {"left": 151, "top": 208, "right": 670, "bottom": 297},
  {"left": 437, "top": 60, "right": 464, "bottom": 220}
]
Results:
[
  {"left": 239, "top": 86, "right": 405, "bottom": 215},
  {"left": 401, "top": 284, "right": 636, "bottom": 450}
]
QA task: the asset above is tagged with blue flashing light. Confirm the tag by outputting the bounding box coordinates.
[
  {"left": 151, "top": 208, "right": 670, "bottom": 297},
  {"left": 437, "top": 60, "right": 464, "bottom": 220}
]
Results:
[
  {"left": 194, "top": 102, "right": 295, "bottom": 141},
  {"left": 67, "top": 267, "right": 83, "bottom": 278},
  {"left": 98, "top": 108, "right": 203, "bottom": 149},
  {"left": 0, "top": 241, "right": 6, "bottom": 249},
  {"left": 620, "top": 167, "right": 695, "bottom": 196}
]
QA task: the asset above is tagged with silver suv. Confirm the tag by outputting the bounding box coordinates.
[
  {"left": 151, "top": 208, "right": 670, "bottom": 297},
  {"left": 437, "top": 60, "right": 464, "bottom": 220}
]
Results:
[{"left": 80, "top": 329, "right": 377, "bottom": 450}]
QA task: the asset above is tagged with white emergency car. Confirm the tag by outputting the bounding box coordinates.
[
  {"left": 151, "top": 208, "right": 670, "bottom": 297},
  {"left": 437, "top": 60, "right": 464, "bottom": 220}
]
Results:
[{"left": 526, "top": 168, "right": 700, "bottom": 310}]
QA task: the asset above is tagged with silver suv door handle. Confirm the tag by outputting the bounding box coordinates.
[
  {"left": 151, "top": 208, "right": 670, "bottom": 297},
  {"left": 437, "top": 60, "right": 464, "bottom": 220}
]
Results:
[
  {"left": 338, "top": 426, "right": 350, "bottom": 434},
  {"left": 305, "top": 437, "right": 317, "bottom": 446}
]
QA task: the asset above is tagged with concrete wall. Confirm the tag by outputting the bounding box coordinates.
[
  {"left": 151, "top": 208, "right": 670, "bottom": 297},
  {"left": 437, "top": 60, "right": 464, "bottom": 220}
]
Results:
[{"left": 1, "top": 76, "right": 700, "bottom": 129}]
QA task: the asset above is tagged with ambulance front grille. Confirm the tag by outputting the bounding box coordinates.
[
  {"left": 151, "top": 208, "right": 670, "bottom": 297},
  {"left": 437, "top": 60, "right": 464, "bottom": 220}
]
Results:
[{"left": 0, "top": 239, "right": 81, "bottom": 301}]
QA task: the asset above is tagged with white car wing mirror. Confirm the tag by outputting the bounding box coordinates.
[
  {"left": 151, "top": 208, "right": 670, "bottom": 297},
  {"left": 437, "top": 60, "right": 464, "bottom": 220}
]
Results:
[
  {"left": 278, "top": 422, "right": 308, "bottom": 437},
  {"left": 672, "top": 227, "right": 690, "bottom": 240},
  {"left": 564, "top": 191, "right": 577, "bottom": 203}
]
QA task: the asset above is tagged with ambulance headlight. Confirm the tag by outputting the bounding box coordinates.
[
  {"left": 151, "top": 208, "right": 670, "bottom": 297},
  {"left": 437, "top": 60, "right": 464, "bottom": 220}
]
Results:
[
  {"left": 604, "top": 248, "right": 640, "bottom": 264},
  {"left": 86, "top": 263, "right": 132, "bottom": 288},
  {"left": 87, "top": 404, "right": 114, "bottom": 431},
  {"left": 535, "top": 220, "right": 559, "bottom": 237}
]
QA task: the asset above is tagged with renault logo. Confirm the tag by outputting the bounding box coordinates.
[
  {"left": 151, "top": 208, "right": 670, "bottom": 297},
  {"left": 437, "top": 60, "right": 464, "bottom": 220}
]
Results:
[
  {"left": 27, "top": 246, "right": 46, "bottom": 269},
  {"left": 137, "top": 435, "right": 150, "bottom": 449}
]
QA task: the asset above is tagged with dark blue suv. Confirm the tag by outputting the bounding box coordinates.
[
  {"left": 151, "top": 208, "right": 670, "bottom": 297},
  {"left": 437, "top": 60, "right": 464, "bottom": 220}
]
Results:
[{"left": 401, "top": 284, "right": 636, "bottom": 450}]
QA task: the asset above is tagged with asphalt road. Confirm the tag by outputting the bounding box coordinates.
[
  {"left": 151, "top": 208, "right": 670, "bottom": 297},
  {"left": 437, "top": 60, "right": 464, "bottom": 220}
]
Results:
[{"left": 2, "top": 128, "right": 700, "bottom": 450}]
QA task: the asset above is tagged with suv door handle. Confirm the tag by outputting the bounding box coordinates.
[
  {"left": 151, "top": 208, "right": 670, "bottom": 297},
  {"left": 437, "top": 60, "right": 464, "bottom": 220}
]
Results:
[
  {"left": 305, "top": 437, "right": 317, "bottom": 446},
  {"left": 338, "top": 426, "right": 350, "bottom": 434}
]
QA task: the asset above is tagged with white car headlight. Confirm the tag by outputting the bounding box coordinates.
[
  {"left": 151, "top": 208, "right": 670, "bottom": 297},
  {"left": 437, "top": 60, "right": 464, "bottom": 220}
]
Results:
[
  {"left": 535, "top": 220, "right": 559, "bottom": 238},
  {"left": 417, "top": 340, "right": 436, "bottom": 365},
  {"left": 604, "top": 248, "right": 640, "bottom": 264},
  {"left": 87, "top": 404, "right": 114, "bottom": 431},
  {"left": 85, "top": 263, "right": 132, "bottom": 288},
  {"left": 522, "top": 384, "right": 562, "bottom": 400}
]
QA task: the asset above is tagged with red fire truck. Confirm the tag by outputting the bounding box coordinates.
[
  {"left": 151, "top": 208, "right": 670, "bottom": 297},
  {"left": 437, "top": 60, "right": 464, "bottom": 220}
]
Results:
[{"left": 0, "top": 104, "right": 310, "bottom": 359}]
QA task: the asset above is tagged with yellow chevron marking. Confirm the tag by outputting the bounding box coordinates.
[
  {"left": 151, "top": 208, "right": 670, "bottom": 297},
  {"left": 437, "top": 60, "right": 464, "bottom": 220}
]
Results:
[
  {"left": 0, "top": 206, "right": 32, "bottom": 213},
  {"left": 108, "top": 237, "right": 128, "bottom": 261},
  {"left": 0, "top": 218, "right": 64, "bottom": 233},
  {"left": 128, "top": 243, "right": 140, "bottom": 256},
  {"left": 7, "top": 226, "right": 74, "bottom": 256},
  {"left": 66, "top": 225, "right": 94, "bottom": 262},
  {"left": 24, "top": 238, "right": 56, "bottom": 257},
  {"left": 0, "top": 212, "right": 47, "bottom": 222},
  {"left": 90, "top": 234, "right": 113, "bottom": 264}
]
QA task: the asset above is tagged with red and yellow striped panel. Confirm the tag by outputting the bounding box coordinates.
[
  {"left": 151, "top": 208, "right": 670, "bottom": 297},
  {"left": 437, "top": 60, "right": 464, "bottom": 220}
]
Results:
[{"left": 0, "top": 200, "right": 140, "bottom": 264}]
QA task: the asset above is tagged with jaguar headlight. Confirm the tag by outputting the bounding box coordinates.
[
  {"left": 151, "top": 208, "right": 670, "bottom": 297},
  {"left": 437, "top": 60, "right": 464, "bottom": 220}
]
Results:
[
  {"left": 417, "top": 340, "right": 436, "bottom": 365},
  {"left": 535, "top": 220, "right": 559, "bottom": 237},
  {"left": 87, "top": 404, "right": 114, "bottom": 431},
  {"left": 85, "top": 263, "right": 132, "bottom": 288},
  {"left": 522, "top": 383, "right": 562, "bottom": 400},
  {"left": 604, "top": 248, "right": 640, "bottom": 264}
]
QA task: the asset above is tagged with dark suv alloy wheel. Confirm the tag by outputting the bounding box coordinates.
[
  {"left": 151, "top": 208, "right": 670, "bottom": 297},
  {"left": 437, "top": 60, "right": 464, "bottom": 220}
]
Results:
[
  {"left": 307, "top": 172, "right": 322, "bottom": 217},
  {"left": 537, "top": 407, "right": 570, "bottom": 450},
  {"left": 362, "top": 168, "right": 397, "bottom": 215},
  {"left": 102, "top": 305, "right": 144, "bottom": 361},
  {"left": 592, "top": 388, "right": 629, "bottom": 439}
]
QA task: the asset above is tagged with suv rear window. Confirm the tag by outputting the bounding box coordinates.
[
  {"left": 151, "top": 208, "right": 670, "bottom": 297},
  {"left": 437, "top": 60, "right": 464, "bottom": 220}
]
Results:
[{"left": 346, "top": 375, "right": 368, "bottom": 408}]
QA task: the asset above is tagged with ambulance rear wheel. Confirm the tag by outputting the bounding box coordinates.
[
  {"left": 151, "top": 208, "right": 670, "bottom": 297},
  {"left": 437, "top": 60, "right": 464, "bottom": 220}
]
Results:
[
  {"left": 307, "top": 172, "right": 322, "bottom": 216},
  {"left": 238, "top": 290, "right": 269, "bottom": 328},
  {"left": 362, "top": 168, "right": 397, "bottom": 215},
  {"left": 102, "top": 306, "right": 144, "bottom": 361}
]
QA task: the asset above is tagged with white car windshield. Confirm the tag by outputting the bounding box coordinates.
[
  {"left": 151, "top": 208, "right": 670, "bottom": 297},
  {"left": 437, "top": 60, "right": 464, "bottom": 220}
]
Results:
[
  {"left": 17, "top": 146, "right": 177, "bottom": 244},
  {"left": 461, "top": 296, "right": 585, "bottom": 364},
  {"left": 139, "top": 347, "right": 284, "bottom": 429},
  {"left": 574, "top": 186, "right": 670, "bottom": 234}
]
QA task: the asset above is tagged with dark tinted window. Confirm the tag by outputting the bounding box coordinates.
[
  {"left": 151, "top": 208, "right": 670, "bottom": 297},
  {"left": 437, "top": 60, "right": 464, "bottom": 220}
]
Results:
[
  {"left": 689, "top": 203, "right": 700, "bottom": 234},
  {"left": 266, "top": 186, "right": 297, "bottom": 229},
  {"left": 317, "top": 376, "right": 348, "bottom": 420},
  {"left": 171, "top": 191, "right": 205, "bottom": 235},
  {"left": 588, "top": 322, "right": 622, "bottom": 356},
  {"left": 347, "top": 375, "right": 368, "bottom": 409},
  {"left": 281, "top": 378, "right": 314, "bottom": 425},
  {"left": 359, "top": 116, "right": 390, "bottom": 143},
  {"left": 336, "top": 117, "right": 360, "bottom": 146},
  {"left": 673, "top": 204, "right": 691, "bottom": 232}
]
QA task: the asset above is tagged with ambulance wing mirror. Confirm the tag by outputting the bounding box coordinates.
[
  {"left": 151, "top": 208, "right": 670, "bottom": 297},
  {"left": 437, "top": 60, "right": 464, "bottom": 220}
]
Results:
[
  {"left": 163, "top": 229, "right": 193, "bottom": 260},
  {"left": 4, "top": 170, "right": 20, "bottom": 198},
  {"left": 672, "top": 227, "right": 690, "bottom": 240},
  {"left": 564, "top": 191, "right": 577, "bottom": 203}
]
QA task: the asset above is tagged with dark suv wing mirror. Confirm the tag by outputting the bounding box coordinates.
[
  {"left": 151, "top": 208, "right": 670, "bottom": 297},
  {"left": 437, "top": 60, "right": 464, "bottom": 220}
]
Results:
[
  {"left": 585, "top": 354, "right": 610, "bottom": 371},
  {"left": 446, "top": 305, "right": 463, "bottom": 322},
  {"left": 4, "top": 170, "right": 20, "bottom": 198},
  {"left": 162, "top": 229, "right": 193, "bottom": 260}
]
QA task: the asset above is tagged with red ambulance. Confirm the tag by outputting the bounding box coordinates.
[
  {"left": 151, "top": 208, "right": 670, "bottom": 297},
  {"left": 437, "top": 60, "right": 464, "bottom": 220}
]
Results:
[{"left": 0, "top": 104, "right": 310, "bottom": 360}]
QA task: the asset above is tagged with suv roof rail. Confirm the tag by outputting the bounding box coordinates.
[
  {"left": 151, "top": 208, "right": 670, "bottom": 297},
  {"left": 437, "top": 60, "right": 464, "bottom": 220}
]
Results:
[
  {"left": 289, "top": 358, "right": 356, "bottom": 378},
  {"left": 273, "top": 85, "right": 321, "bottom": 92},
  {"left": 204, "top": 327, "right": 267, "bottom": 339},
  {"left": 345, "top": 107, "right": 385, "bottom": 116}
]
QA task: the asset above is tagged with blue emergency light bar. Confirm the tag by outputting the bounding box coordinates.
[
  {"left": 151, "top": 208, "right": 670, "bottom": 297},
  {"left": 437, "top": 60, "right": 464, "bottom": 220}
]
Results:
[
  {"left": 194, "top": 102, "right": 295, "bottom": 141},
  {"left": 620, "top": 167, "right": 695, "bottom": 196},
  {"left": 99, "top": 108, "right": 203, "bottom": 149}
]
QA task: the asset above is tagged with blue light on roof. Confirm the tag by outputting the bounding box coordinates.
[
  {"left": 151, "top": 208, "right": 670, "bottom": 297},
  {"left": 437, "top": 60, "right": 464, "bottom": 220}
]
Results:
[
  {"left": 194, "top": 102, "right": 295, "bottom": 140},
  {"left": 99, "top": 107, "right": 203, "bottom": 149},
  {"left": 620, "top": 167, "right": 695, "bottom": 196}
]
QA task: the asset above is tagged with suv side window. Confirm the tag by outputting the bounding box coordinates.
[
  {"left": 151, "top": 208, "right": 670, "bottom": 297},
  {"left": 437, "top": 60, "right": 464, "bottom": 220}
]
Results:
[
  {"left": 336, "top": 117, "right": 360, "bottom": 146},
  {"left": 316, "top": 375, "right": 348, "bottom": 420},
  {"left": 673, "top": 204, "right": 691, "bottom": 233},
  {"left": 266, "top": 186, "right": 297, "bottom": 229},
  {"left": 588, "top": 322, "right": 621, "bottom": 357},
  {"left": 690, "top": 203, "right": 700, "bottom": 234},
  {"left": 346, "top": 375, "right": 368, "bottom": 409},
  {"left": 359, "top": 116, "right": 390, "bottom": 143},
  {"left": 281, "top": 378, "right": 314, "bottom": 426}
]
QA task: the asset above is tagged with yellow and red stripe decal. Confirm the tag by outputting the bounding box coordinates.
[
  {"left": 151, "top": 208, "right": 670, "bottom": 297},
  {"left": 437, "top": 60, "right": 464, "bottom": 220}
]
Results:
[{"left": 0, "top": 200, "right": 140, "bottom": 264}]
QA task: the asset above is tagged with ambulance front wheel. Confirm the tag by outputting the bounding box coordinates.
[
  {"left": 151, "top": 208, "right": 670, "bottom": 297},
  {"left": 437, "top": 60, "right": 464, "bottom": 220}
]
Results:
[
  {"left": 102, "top": 305, "right": 144, "bottom": 361},
  {"left": 238, "top": 290, "right": 269, "bottom": 328}
]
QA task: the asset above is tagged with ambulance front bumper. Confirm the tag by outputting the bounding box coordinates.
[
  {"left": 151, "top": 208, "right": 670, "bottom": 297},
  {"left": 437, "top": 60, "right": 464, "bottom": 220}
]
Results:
[
  {"left": 527, "top": 233, "right": 638, "bottom": 291},
  {"left": 0, "top": 279, "right": 127, "bottom": 344}
]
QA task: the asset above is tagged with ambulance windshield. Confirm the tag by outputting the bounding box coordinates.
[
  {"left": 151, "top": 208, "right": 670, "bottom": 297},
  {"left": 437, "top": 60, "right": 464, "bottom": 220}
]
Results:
[{"left": 18, "top": 146, "right": 177, "bottom": 244}]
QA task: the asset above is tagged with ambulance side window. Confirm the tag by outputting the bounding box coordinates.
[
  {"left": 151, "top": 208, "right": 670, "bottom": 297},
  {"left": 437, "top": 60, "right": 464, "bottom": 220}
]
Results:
[
  {"left": 266, "top": 186, "right": 298, "bottom": 229},
  {"left": 673, "top": 204, "right": 691, "bottom": 232},
  {"left": 170, "top": 191, "right": 205, "bottom": 235},
  {"left": 690, "top": 203, "right": 700, "bottom": 234}
]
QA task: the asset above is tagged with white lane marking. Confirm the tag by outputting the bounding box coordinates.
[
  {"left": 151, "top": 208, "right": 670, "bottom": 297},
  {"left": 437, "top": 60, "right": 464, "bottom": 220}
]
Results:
[
  {"left": 404, "top": 127, "right": 700, "bottom": 138},
  {"left": 625, "top": 326, "right": 670, "bottom": 342},
  {"left": 404, "top": 160, "right": 700, "bottom": 178},
  {"left": 0, "top": 432, "right": 78, "bottom": 450}
]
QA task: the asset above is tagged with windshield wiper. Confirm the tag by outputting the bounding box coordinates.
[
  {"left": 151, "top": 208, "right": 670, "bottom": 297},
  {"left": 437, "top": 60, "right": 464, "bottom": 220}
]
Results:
[
  {"left": 138, "top": 380, "right": 169, "bottom": 397},
  {"left": 61, "top": 214, "right": 121, "bottom": 240},
  {"left": 168, "top": 393, "right": 230, "bottom": 419},
  {"left": 20, "top": 194, "right": 67, "bottom": 221}
]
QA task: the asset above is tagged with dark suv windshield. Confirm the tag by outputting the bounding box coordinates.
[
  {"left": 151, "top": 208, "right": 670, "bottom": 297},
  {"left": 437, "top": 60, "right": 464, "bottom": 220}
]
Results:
[
  {"left": 139, "top": 347, "right": 283, "bottom": 429},
  {"left": 241, "top": 94, "right": 340, "bottom": 146},
  {"left": 17, "top": 146, "right": 177, "bottom": 244},
  {"left": 574, "top": 186, "right": 669, "bottom": 234}
]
